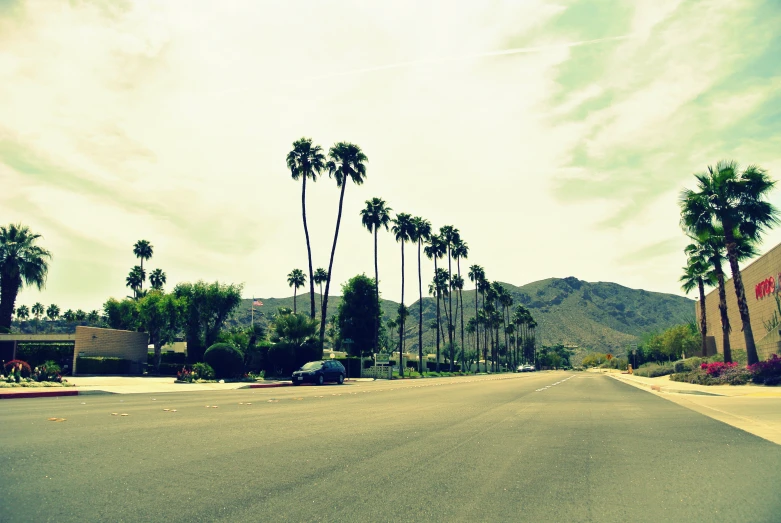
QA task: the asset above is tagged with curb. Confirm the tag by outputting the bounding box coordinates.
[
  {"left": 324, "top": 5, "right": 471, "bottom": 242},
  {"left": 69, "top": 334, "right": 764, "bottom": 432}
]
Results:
[
  {"left": 241, "top": 382, "right": 293, "bottom": 389},
  {"left": 610, "top": 375, "right": 724, "bottom": 397},
  {"left": 0, "top": 389, "right": 80, "bottom": 400}
]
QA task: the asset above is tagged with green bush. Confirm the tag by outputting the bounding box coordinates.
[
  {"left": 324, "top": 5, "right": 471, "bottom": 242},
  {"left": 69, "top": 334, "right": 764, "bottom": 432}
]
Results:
[
  {"left": 204, "top": 343, "right": 244, "bottom": 379},
  {"left": 634, "top": 362, "right": 674, "bottom": 378},
  {"left": 155, "top": 363, "right": 181, "bottom": 376},
  {"left": 76, "top": 357, "right": 131, "bottom": 375},
  {"left": 16, "top": 343, "right": 74, "bottom": 368},
  {"left": 245, "top": 341, "right": 271, "bottom": 373},
  {"left": 193, "top": 362, "right": 215, "bottom": 380}
]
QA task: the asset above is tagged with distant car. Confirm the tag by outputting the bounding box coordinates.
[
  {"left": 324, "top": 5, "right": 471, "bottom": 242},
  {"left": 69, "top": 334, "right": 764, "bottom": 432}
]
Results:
[
  {"left": 292, "top": 360, "right": 346, "bottom": 385},
  {"left": 524, "top": 365, "right": 535, "bottom": 372}
]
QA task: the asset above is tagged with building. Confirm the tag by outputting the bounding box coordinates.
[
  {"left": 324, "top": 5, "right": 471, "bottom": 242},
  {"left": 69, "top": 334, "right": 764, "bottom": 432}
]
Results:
[{"left": 696, "top": 241, "right": 781, "bottom": 360}]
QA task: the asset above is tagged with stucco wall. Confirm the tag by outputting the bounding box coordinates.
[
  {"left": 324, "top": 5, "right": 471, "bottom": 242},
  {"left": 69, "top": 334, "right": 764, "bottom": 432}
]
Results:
[{"left": 73, "top": 326, "right": 148, "bottom": 375}]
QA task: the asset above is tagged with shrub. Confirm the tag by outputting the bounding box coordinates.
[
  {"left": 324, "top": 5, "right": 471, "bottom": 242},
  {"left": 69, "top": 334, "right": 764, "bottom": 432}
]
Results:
[
  {"left": 701, "top": 361, "right": 737, "bottom": 377},
  {"left": 16, "top": 343, "right": 74, "bottom": 368},
  {"left": 76, "top": 357, "right": 131, "bottom": 375},
  {"left": 192, "top": 362, "right": 215, "bottom": 380},
  {"left": 204, "top": 343, "right": 244, "bottom": 379},
  {"left": 4, "top": 360, "right": 32, "bottom": 379},
  {"left": 155, "top": 363, "right": 181, "bottom": 376},
  {"left": 33, "top": 360, "right": 63, "bottom": 383},
  {"left": 634, "top": 363, "right": 674, "bottom": 378},
  {"left": 748, "top": 354, "right": 781, "bottom": 386}
]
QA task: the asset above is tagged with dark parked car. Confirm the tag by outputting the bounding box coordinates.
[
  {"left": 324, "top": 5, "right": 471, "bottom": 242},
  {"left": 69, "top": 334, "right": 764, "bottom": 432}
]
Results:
[{"left": 292, "top": 360, "right": 346, "bottom": 385}]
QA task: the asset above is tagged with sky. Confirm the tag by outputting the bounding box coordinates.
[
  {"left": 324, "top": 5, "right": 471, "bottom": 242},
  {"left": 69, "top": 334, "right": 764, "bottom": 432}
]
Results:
[{"left": 2, "top": 0, "right": 781, "bottom": 313}]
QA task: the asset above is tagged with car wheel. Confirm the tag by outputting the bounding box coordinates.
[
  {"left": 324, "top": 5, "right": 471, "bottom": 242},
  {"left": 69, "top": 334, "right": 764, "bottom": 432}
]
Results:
[
  {"left": 317, "top": 374, "right": 324, "bottom": 385},
  {"left": 293, "top": 380, "right": 300, "bottom": 386},
  {"left": 337, "top": 374, "right": 344, "bottom": 384}
]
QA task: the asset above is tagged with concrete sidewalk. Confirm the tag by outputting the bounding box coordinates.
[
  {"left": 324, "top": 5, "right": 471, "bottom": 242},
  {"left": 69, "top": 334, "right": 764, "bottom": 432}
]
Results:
[{"left": 605, "top": 371, "right": 781, "bottom": 445}]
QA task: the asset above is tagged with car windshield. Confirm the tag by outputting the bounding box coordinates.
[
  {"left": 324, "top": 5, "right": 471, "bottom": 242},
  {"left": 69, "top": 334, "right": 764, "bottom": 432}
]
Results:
[{"left": 301, "top": 362, "right": 322, "bottom": 370}]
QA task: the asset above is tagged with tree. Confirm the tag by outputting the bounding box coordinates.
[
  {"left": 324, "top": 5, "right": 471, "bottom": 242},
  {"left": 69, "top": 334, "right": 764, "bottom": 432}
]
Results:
[
  {"left": 320, "top": 142, "right": 368, "bottom": 347},
  {"left": 468, "top": 265, "right": 485, "bottom": 372},
  {"left": 452, "top": 238, "right": 468, "bottom": 371},
  {"left": 439, "top": 225, "right": 460, "bottom": 371},
  {"left": 287, "top": 137, "right": 326, "bottom": 320},
  {"left": 132, "top": 240, "right": 153, "bottom": 291},
  {"left": 313, "top": 268, "right": 328, "bottom": 314},
  {"left": 410, "top": 216, "right": 432, "bottom": 373},
  {"left": 273, "top": 310, "right": 319, "bottom": 347},
  {"left": 150, "top": 269, "right": 166, "bottom": 291},
  {"left": 126, "top": 266, "right": 145, "bottom": 299},
  {"left": 0, "top": 223, "right": 52, "bottom": 331},
  {"left": 361, "top": 197, "right": 392, "bottom": 356},
  {"left": 425, "top": 234, "right": 446, "bottom": 371},
  {"left": 63, "top": 309, "right": 76, "bottom": 325},
  {"left": 337, "top": 274, "right": 381, "bottom": 359},
  {"left": 429, "top": 268, "right": 450, "bottom": 372},
  {"left": 391, "top": 212, "right": 414, "bottom": 378},
  {"left": 137, "top": 291, "right": 183, "bottom": 372},
  {"left": 46, "top": 303, "right": 60, "bottom": 332},
  {"left": 287, "top": 269, "right": 306, "bottom": 314},
  {"left": 173, "top": 281, "right": 244, "bottom": 362},
  {"left": 87, "top": 310, "right": 101, "bottom": 325},
  {"left": 15, "top": 304, "right": 29, "bottom": 323},
  {"left": 680, "top": 160, "right": 779, "bottom": 364},
  {"left": 102, "top": 298, "right": 139, "bottom": 331},
  {"left": 386, "top": 318, "right": 397, "bottom": 353}
]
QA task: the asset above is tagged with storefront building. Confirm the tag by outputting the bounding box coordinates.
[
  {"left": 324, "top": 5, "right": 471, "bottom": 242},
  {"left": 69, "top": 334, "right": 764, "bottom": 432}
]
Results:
[{"left": 697, "top": 241, "right": 781, "bottom": 361}]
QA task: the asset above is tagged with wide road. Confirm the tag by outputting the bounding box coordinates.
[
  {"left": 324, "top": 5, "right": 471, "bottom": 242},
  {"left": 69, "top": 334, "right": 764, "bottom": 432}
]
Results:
[{"left": 2, "top": 372, "right": 780, "bottom": 522}]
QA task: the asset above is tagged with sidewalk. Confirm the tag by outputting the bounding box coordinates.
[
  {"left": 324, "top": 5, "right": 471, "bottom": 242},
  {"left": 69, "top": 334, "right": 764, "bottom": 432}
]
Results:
[{"left": 605, "top": 371, "right": 781, "bottom": 445}]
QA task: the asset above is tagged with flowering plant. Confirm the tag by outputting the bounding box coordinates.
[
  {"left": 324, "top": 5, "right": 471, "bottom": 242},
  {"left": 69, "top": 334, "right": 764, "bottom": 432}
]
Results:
[
  {"left": 748, "top": 354, "right": 781, "bottom": 385},
  {"left": 701, "top": 361, "right": 737, "bottom": 377}
]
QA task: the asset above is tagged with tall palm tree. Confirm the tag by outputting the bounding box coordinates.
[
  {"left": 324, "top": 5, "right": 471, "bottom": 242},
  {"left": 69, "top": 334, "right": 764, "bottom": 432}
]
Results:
[
  {"left": 132, "top": 240, "right": 153, "bottom": 291},
  {"left": 680, "top": 250, "right": 715, "bottom": 358},
  {"left": 428, "top": 269, "right": 450, "bottom": 371},
  {"left": 287, "top": 137, "right": 326, "bottom": 319},
  {"left": 392, "top": 213, "right": 414, "bottom": 377},
  {"left": 15, "top": 304, "right": 29, "bottom": 324},
  {"left": 126, "top": 266, "right": 144, "bottom": 299},
  {"left": 468, "top": 264, "right": 484, "bottom": 373},
  {"left": 387, "top": 318, "right": 397, "bottom": 353},
  {"left": 410, "top": 217, "right": 432, "bottom": 373},
  {"left": 439, "top": 226, "right": 459, "bottom": 367},
  {"left": 287, "top": 268, "right": 307, "bottom": 314},
  {"left": 361, "top": 198, "right": 393, "bottom": 355},
  {"left": 425, "top": 234, "right": 447, "bottom": 371},
  {"left": 0, "top": 223, "right": 52, "bottom": 330},
  {"left": 31, "top": 302, "right": 44, "bottom": 333},
  {"left": 453, "top": 239, "right": 468, "bottom": 370},
  {"left": 680, "top": 160, "right": 779, "bottom": 364},
  {"left": 451, "top": 273, "right": 464, "bottom": 370},
  {"left": 87, "top": 310, "right": 101, "bottom": 325},
  {"left": 313, "top": 268, "right": 328, "bottom": 314},
  {"left": 150, "top": 268, "right": 166, "bottom": 291},
  {"left": 46, "top": 303, "right": 60, "bottom": 332},
  {"left": 320, "top": 142, "right": 368, "bottom": 347}
]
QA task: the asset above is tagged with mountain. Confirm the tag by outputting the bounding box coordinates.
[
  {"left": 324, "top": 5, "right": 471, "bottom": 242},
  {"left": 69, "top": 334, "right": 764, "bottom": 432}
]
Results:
[{"left": 230, "top": 277, "right": 695, "bottom": 353}]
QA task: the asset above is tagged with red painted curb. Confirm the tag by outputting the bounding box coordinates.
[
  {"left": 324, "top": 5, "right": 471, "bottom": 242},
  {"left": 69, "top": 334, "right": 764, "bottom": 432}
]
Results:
[
  {"left": 246, "top": 382, "right": 292, "bottom": 388},
  {"left": 0, "top": 390, "right": 79, "bottom": 399}
]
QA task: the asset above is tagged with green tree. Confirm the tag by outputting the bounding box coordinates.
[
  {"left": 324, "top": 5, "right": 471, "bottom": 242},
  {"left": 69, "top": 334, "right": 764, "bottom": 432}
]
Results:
[
  {"left": 174, "top": 281, "right": 244, "bottom": 362},
  {"left": 15, "top": 304, "right": 29, "bottom": 323},
  {"left": 313, "top": 268, "right": 328, "bottom": 314},
  {"left": 132, "top": 240, "right": 153, "bottom": 292},
  {"left": 287, "top": 137, "right": 326, "bottom": 320},
  {"left": 337, "top": 274, "right": 381, "bottom": 359},
  {"left": 273, "top": 310, "right": 319, "bottom": 346},
  {"left": 391, "top": 212, "right": 414, "bottom": 377},
  {"left": 452, "top": 239, "right": 468, "bottom": 370},
  {"left": 680, "top": 160, "right": 779, "bottom": 364},
  {"left": 320, "top": 142, "right": 368, "bottom": 347},
  {"left": 102, "top": 298, "right": 140, "bottom": 331},
  {"left": 468, "top": 265, "right": 485, "bottom": 372},
  {"left": 410, "top": 216, "right": 431, "bottom": 373},
  {"left": 361, "top": 197, "right": 392, "bottom": 356},
  {"left": 87, "top": 310, "right": 101, "bottom": 325},
  {"left": 681, "top": 235, "right": 719, "bottom": 358},
  {"left": 429, "top": 268, "right": 450, "bottom": 372},
  {"left": 425, "top": 234, "right": 446, "bottom": 371},
  {"left": 126, "top": 266, "right": 144, "bottom": 299},
  {"left": 45, "top": 303, "right": 60, "bottom": 332},
  {"left": 287, "top": 268, "right": 306, "bottom": 314},
  {"left": 0, "top": 224, "right": 52, "bottom": 331},
  {"left": 439, "top": 225, "right": 460, "bottom": 369},
  {"left": 150, "top": 268, "right": 166, "bottom": 291},
  {"left": 137, "top": 291, "right": 183, "bottom": 372}
]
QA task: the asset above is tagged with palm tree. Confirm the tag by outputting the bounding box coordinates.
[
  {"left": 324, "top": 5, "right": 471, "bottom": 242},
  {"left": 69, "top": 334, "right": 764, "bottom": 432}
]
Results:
[
  {"left": 361, "top": 198, "right": 393, "bottom": 355},
  {"left": 468, "top": 264, "right": 484, "bottom": 373},
  {"left": 680, "top": 160, "right": 779, "bottom": 364},
  {"left": 15, "top": 304, "right": 29, "bottom": 325},
  {"left": 0, "top": 223, "right": 52, "bottom": 330},
  {"left": 133, "top": 240, "right": 153, "bottom": 291},
  {"left": 46, "top": 303, "right": 60, "bottom": 332},
  {"left": 451, "top": 273, "right": 464, "bottom": 370},
  {"left": 313, "top": 268, "right": 328, "bottom": 314},
  {"left": 126, "top": 266, "right": 144, "bottom": 299},
  {"left": 452, "top": 239, "right": 468, "bottom": 370},
  {"left": 287, "top": 137, "right": 326, "bottom": 320},
  {"left": 387, "top": 318, "right": 398, "bottom": 353},
  {"left": 31, "top": 302, "right": 44, "bottom": 333},
  {"left": 150, "top": 268, "right": 166, "bottom": 291},
  {"left": 287, "top": 269, "right": 307, "bottom": 314},
  {"left": 439, "top": 226, "right": 459, "bottom": 368},
  {"left": 425, "top": 234, "right": 447, "bottom": 371},
  {"left": 391, "top": 213, "right": 414, "bottom": 377},
  {"left": 87, "top": 310, "right": 101, "bottom": 326},
  {"left": 320, "top": 142, "right": 368, "bottom": 347},
  {"left": 680, "top": 251, "right": 715, "bottom": 358},
  {"left": 63, "top": 309, "right": 76, "bottom": 325},
  {"left": 75, "top": 309, "right": 86, "bottom": 323},
  {"left": 410, "top": 217, "right": 432, "bottom": 373}
]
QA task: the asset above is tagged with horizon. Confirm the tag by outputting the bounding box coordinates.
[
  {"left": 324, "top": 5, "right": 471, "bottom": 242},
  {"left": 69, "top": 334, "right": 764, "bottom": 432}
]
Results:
[{"left": 4, "top": 1, "right": 780, "bottom": 313}]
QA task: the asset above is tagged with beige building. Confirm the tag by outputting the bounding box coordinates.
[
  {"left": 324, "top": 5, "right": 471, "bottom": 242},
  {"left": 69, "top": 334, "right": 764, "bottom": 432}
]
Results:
[{"left": 697, "top": 241, "right": 781, "bottom": 361}]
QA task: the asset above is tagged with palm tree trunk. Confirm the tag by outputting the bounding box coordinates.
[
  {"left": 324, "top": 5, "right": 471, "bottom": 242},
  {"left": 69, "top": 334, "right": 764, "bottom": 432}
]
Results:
[
  {"left": 0, "top": 274, "right": 21, "bottom": 330},
  {"left": 319, "top": 282, "right": 324, "bottom": 314},
  {"left": 320, "top": 182, "right": 347, "bottom": 349},
  {"left": 724, "top": 228, "right": 758, "bottom": 364},
  {"left": 399, "top": 242, "right": 405, "bottom": 378},
  {"left": 302, "top": 176, "right": 316, "bottom": 319},
  {"left": 293, "top": 288, "right": 297, "bottom": 314},
  {"left": 447, "top": 249, "right": 453, "bottom": 372},
  {"left": 373, "top": 226, "right": 380, "bottom": 357},
  {"left": 435, "top": 261, "right": 440, "bottom": 373},
  {"left": 474, "top": 285, "right": 479, "bottom": 373},
  {"left": 417, "top": 240, "right": 424, "bottom": 375},
  {"left": 697, "top": 278, "right": 708, "bottom": 357}
]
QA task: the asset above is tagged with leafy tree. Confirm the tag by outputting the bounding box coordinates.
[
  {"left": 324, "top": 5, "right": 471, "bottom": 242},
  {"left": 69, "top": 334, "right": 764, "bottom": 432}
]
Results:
[
  {"left": 410, "top": 216, "right": 432, "bottom": 372},
  {"left": 102, "top": 298, "right": 140, "bottom": 331},
  {"left": 46, "top": 304, "right": 60, "bottom": 332},
  {"left": 680, "top": 160, "right": 779, "bottom": 364},
  {"left": 361, "top": 197, "right": 392, "bottom": 356},
  {"left": 0, "top": 223, "right": 52, "bottom": 330},
  {"left": 680, "top": 249, "right": 713, "bottom": 357},
  {"left": 287, "top": 137, "right": 326, "bottom": 319},
  {"left": 63, "top": 309, "right": 76, "bottom": 324},
  {"left": 75, "top": 309, "right": 86, "bottom": 323},
  {"left": 391, "top": 212, "right": 414, "bottom": 377},
  {"left": 133, "top": 240, "right": 153, "bottom": 291},
  {"left": 313, "top": 268, "right": 328, "bottom": 314},
  {"left": 337, "top": 274, "right": 381, "bottom": 359},
  {"left": 320, "top": 142, "right": 368, "bottom": 347},
  {"left": 150, "top": 268, "right": 166, "bottom": 291},
  {"left": 272, "top": 310, "right": 318, "bottom": 346},
  {"left": 15, "top": 304, "right": 29, "bottom": 322},
  {"left": 126, "top": 266, "right": 145, "bottom": 299},
  {"left": 87, "top": 310, "right": 101, "bottom": 325},
  {"left": 173, "top": 281, "right": 243, "bottom": 362},
  {"left": 137, "top": 291, "right": 184, "bottom": 372},
  {"left": 287, "top": 268, "right": 306, "bottom": 314}
]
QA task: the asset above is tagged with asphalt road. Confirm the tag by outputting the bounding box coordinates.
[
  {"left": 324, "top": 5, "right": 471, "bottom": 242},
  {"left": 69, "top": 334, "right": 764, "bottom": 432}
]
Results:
[{"left": 2, "top": 372, "right": 780, "bottom": 522}]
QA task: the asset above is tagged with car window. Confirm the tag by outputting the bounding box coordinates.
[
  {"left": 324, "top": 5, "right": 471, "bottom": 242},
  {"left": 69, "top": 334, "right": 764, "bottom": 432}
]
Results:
[{"left": 301, "top": 362, "right": 322, "bottom": 370}]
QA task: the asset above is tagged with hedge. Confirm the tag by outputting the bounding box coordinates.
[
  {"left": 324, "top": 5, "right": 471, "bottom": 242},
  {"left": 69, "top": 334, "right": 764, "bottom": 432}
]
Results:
[
  {"left": 204, "top": 343, "right": 244, "bottom": 379},
  {"left": 16, "top": 343, "right": 74, "bottom": 369},
  {"left": 147, "top": 352, "right": 186, "bottom": 365},
  {"left": 76, "top": 357, "right": 131, "bottom": 375}
]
